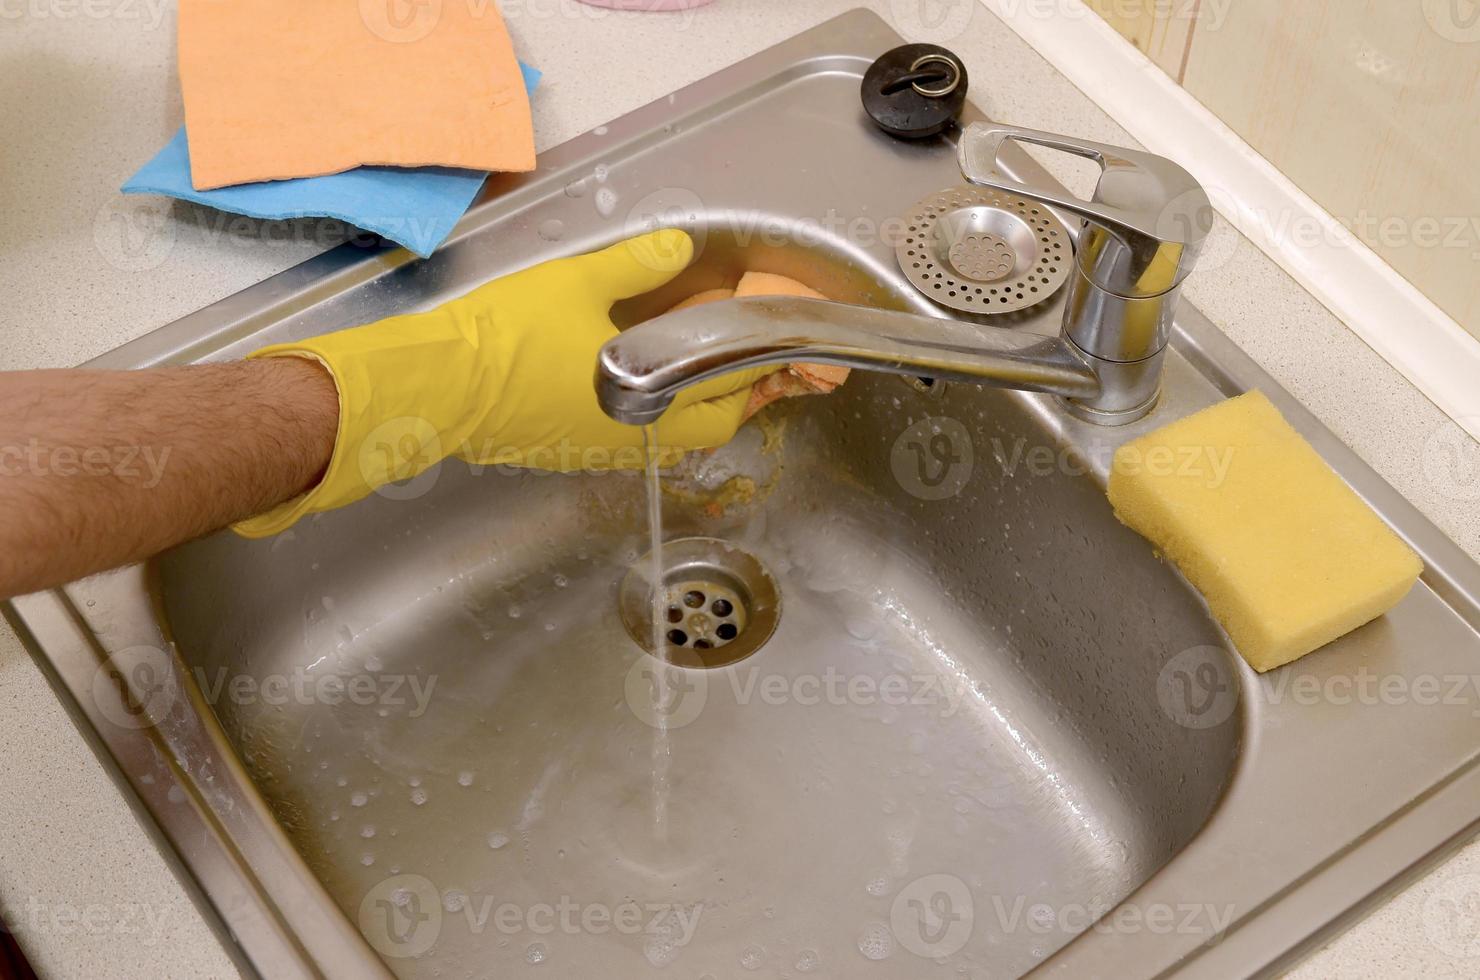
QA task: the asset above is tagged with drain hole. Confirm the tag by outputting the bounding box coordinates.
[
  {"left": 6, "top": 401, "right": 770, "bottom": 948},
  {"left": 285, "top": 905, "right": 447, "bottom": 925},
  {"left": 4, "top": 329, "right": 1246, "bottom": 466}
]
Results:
[{"left": 620, "top": 538, "right": 782, "bottom": 669}]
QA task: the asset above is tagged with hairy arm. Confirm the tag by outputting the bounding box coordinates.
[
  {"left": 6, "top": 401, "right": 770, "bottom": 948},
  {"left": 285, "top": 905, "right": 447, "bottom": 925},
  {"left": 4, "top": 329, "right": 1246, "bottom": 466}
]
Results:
[{"left": 0, "top": 359, "right": 338, "bottom": 600}]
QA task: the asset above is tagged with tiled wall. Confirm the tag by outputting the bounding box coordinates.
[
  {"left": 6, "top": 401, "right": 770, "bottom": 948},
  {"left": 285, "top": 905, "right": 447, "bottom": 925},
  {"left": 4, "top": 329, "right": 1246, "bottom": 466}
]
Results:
[{"left": 1085, "top": 0, "right": 1480, "bottom": 336}]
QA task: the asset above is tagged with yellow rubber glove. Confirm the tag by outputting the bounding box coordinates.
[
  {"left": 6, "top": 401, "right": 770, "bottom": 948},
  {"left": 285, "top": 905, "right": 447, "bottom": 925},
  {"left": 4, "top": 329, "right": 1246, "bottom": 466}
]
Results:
[{"left": 233, "top": 230, "right": 778, "bottom": 538}]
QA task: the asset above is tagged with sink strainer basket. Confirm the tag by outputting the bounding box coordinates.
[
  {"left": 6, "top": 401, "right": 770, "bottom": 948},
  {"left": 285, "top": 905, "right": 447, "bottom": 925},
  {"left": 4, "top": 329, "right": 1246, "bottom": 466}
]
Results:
[{"left": 896, "top": 186, "right": 1073, "bottom": 315}]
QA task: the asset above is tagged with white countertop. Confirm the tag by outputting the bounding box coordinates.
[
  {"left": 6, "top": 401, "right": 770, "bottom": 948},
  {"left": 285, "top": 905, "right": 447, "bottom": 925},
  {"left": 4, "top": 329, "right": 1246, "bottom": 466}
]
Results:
[{"left": 3, "top": 1, "right": 1479, "bottom": 977}]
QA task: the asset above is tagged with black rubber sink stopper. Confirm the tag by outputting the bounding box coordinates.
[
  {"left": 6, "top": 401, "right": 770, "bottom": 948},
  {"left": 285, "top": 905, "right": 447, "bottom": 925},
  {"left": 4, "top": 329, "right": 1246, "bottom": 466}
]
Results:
[{"left": 862, "top": 43, "right": 969, "bottom": 140}]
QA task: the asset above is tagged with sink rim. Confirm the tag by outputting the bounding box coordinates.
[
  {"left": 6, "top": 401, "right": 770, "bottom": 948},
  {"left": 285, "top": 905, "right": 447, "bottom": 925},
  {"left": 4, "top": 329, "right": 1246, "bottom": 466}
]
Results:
[{"left": 8, "top": 9, "right": 1480, "bottom": 979}]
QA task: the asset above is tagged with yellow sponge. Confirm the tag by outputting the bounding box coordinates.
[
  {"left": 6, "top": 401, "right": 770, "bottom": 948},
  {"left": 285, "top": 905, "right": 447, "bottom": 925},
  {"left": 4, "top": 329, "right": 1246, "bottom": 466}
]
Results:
[{"left": 1107, "top": 390, "right": 1422, "bottom": 672}]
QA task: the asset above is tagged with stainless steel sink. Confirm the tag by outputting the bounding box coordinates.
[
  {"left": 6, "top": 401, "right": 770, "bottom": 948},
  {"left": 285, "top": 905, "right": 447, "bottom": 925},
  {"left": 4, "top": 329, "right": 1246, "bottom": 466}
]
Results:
[{"left": 9, "top": 11, "right": 1480, "bottom": 979}]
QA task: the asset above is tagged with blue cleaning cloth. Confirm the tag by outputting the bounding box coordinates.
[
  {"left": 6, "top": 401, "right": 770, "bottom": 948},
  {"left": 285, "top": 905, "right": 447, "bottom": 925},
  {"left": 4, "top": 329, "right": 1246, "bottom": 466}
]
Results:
[{"left": 122, "top": 63, "right": 542, "bottom": 258}]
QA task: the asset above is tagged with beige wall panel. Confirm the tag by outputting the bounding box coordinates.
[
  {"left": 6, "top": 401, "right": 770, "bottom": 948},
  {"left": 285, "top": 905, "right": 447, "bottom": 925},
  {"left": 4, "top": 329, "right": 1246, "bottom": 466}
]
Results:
[{"left": 1176, "top": 0, "right": 1480, "bottom": 332}]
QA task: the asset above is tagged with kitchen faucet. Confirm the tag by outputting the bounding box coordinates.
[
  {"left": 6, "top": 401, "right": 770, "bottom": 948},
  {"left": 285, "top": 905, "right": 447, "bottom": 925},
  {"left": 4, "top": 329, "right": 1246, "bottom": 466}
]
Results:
[{"left": 596, "top": 123, "right": 1212, "bottom": 427}]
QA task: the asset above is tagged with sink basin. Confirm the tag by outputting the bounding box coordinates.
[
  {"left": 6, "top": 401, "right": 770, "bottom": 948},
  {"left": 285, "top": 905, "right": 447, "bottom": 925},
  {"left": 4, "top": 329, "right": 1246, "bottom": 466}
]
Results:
[
  {"left": 10, "top": 11, "right": 1480, "bottom": 979},
  {"left": 157, "top": 335, "right": 1240, "bottom": 978}
]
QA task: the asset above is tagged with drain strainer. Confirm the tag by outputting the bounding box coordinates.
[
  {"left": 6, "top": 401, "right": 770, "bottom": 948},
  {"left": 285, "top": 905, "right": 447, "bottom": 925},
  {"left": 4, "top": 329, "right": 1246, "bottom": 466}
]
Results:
[
  {"left": 896, "top": 185, "right": 1073, "bottom": 315},
  {"left": 619, "top": 537, "right": 780, "bottom": 669}
]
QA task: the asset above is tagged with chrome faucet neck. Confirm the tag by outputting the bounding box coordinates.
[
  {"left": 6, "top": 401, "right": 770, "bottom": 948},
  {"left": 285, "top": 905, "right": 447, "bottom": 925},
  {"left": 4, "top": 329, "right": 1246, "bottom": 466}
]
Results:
[{"left": 595, "top": 128, "right": 1211, "bottom": 429}]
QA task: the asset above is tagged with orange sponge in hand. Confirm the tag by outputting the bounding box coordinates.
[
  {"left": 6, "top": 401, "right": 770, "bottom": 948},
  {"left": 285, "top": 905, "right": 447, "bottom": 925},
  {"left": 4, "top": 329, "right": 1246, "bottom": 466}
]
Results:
[{"left": 731, "top": 272, "right": 851, "bottom": 420}]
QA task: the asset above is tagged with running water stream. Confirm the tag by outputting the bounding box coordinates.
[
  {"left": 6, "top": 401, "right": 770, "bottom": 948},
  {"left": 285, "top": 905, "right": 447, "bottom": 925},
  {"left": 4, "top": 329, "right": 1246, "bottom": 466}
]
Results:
[{"left": 642, "top": 425, "right": 672, "bottom": 842}]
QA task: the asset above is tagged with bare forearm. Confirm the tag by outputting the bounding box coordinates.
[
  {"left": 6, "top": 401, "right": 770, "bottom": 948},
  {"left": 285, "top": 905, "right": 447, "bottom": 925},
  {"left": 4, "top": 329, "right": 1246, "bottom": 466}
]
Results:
[{"left": 0, "top": 359, "right": 338, "bottom": 599}]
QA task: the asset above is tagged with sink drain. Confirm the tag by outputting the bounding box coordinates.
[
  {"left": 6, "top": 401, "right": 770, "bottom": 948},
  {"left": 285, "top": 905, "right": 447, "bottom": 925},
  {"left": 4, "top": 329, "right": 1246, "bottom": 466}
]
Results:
[
  {"left": 896, "top": 185, "right": 1073, "bottom": 315},
  {"left": 619, "top": 538, "right": 780, "bottom": 669}
]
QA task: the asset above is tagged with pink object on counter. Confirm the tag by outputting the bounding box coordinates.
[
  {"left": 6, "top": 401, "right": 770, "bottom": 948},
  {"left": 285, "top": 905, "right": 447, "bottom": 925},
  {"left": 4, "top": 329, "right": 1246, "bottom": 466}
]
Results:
[{"left": 575, "top": 0, "right": 714, "bottom": 8}]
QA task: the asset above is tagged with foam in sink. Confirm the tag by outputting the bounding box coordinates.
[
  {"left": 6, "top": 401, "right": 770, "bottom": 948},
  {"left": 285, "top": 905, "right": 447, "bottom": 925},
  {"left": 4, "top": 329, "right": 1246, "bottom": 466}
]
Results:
[{"left": 1107, "top": 390, "right": 1423, "bottom": 672}]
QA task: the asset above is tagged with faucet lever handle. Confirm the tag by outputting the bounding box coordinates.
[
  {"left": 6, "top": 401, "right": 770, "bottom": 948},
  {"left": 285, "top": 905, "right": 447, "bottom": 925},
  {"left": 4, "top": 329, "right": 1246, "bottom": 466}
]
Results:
[{"left": 958, "top": 123, "right": 1212, "bottom": 298}]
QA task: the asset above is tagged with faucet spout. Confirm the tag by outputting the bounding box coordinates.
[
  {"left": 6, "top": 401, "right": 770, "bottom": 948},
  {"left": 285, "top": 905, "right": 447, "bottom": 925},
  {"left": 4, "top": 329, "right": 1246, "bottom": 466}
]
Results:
[{"left": 595, "top": 297, "right": 1101, "bottom": 426}]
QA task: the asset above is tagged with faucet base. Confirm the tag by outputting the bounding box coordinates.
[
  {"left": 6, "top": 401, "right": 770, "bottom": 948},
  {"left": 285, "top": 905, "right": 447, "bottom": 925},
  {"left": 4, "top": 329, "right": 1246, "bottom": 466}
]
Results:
[{"left": 1060, "top": 345, "right": 1165, "bottom": 425}]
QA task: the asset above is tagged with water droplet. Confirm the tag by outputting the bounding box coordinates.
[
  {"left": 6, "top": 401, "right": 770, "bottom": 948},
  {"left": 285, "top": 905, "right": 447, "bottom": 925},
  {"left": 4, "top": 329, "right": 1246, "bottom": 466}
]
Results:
[
  {"left": 553, "top": 574, "right": 569, "bottom": 588},
  {"left": 595, "top": 187, "right": 618, "bottom": 218},
  {"left": 594, "top": 164, "right": 610, "bottom": 182},
  {"left": 443, "top": 889, "right": 467, "bottom": 912},
  {"left": 350, "top": 791, "right": 368, "bottom": 807},
  {"left": 739, "top": 944, "right": 765, "bottom": 970},
  {"left": 360, "top": 852, "right": 375, "bottom": 867},
  {"left": 537, "top": 218, "right": 565, "bottom": 242},
  {"left": 644, "top": 934, "right": 679, "bottom": 968},
  {"left": 866, "top": 875, "right": 890, "bottom": 897},
  {"left": 457, "top": 770, "right": 475, "bottom": 787},
  {"left": 508, "top": 605, "right": 523, "bottom": 619},
  {"left": 360, "top": 824, "right": 376, "bottom": 839},
  {"left": 564, "top": 178, "right": 589, "bottom": 199},
  {"left": 525, "top": 942, "right": 548, "bottom": 964},
  {"left": 594, "top": 125, "right": 609, "bottom": 136},
  {"left": 364, "top": 654, "right": 383, "bottom": 672},
  {"left": 796, "top": 949, "right": 821, "bottom": 973},
  {"left": 487, "top": 831, "right": 510, "bottom": 850},
  {"left": 858, "top": 922, "right": 893, "bottom": 960},
  {"left": 410, "top": 788, "right": 428, "bottom": 806}
]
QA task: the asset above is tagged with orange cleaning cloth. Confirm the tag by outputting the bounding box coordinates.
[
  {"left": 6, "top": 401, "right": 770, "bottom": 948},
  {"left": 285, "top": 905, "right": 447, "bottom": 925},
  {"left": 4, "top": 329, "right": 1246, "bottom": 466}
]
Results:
[{"left": 178, "top": 0, "right": 536, "bottom": 191}]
